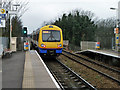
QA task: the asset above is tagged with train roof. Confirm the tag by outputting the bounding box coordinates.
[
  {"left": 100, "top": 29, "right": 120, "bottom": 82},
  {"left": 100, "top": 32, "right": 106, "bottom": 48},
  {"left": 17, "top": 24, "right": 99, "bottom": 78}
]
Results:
[{"left": 40, "top": 25, "right": 62, "bottom": 30}]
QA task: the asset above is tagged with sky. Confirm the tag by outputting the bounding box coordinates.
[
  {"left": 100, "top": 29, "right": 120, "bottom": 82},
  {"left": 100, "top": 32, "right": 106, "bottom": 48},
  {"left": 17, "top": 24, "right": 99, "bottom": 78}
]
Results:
[{"left": 20, "top": 0, "right": 120, "bottom": 34}]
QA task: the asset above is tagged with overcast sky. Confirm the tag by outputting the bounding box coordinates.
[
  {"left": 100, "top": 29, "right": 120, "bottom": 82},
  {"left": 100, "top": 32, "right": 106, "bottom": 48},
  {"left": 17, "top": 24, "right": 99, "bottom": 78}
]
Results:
[{"left": 21, "top": 0, "right": 120, "bottom": 34}]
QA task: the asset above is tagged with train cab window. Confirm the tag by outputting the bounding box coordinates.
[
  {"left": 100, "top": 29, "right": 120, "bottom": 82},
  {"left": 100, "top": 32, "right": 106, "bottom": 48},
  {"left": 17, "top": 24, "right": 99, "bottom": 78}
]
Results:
[{"left": 42, "top": 30, "right": 60, "bottom": 42}]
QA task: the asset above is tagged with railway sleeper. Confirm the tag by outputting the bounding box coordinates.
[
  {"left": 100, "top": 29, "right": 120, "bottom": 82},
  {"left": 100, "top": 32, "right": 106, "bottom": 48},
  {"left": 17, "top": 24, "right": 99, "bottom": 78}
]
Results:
[
  {"left": 69, "top": 75, "right": 74, "bottom": 77},
  {"left": 80, "top": 85, "right": 87, "bottom": 89},
  {"left": 63, "top": 86, "right": 68, "bottom": 88},
  {"left": 74, "top": 79, "right": 79, "bottom": 82},
  {"left": 77, "top": 82, "right": 82, "bottom": 85},
  {"left": 65, "top": 70, "right": 69, "bottom": 73},
  {"left": 70, "top": 77, "right": 76, "bottom": 79},
  {"left": 61, "top": 82, "right": 66, "bottom": 86}
]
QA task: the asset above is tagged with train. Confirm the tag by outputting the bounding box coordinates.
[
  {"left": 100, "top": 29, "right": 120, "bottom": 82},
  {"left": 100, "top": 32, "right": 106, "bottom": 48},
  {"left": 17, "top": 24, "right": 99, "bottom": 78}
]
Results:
[{"left": 31, "top": 25, "right": 63, "bottom": 57}]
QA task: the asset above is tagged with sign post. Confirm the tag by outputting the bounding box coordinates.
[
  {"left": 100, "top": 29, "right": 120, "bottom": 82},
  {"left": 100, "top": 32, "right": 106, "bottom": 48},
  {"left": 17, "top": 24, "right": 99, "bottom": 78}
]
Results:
[
  {"left": 118, "top": 1, "right": 120, "bottom": 51},
  {"left": 118, "top": 1, "right": 120, "bottom": 23},
  {"left": 0, "top": 8, "right": 6, "bottom": 28}
]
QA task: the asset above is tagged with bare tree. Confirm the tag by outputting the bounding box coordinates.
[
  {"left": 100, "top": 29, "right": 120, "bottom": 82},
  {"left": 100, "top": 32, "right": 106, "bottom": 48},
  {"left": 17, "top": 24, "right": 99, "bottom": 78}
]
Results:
[
  {"left": 2, "top": 0, "right": 29, "bottom": 18},
  {"left": 14, "top": 0, "right": 29, "bottom": 18}
]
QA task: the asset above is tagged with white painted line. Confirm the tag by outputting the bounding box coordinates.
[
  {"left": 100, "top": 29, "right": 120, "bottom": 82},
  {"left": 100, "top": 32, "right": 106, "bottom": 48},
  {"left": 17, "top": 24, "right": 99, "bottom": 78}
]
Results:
[
  {"left": 88, "top": 49, "right": 120, "bottom": 58},
  {"left": 35, "top": 50, "right": 61, "bottom": 89}
]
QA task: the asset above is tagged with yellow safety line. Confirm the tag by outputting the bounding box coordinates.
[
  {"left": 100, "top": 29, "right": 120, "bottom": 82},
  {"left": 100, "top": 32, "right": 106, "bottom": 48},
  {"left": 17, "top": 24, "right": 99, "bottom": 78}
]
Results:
[{"left": 22, "top": 51, "right": 35, "bottom": 88}]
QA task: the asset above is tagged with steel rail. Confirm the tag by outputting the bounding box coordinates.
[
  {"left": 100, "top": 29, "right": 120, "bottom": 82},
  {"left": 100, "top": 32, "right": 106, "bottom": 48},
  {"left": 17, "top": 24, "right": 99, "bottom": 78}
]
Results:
[
  {"left": 45, "top": 63, "right": 65, "bottom": 90},
  {"left": 56, "top": 59, "right": 97, "bottom": 90}
]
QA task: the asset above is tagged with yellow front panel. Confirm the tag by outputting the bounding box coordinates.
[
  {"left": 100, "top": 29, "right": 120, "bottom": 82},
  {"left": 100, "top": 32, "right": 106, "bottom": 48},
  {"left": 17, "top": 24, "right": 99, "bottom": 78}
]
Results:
[{"left": 41, "top": 42, "right": 63, "bottom": 49}]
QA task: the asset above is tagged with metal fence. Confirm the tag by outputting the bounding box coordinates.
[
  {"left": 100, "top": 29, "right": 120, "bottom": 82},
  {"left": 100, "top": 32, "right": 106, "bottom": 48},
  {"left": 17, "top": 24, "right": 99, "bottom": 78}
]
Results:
[{"left": 80, "top": 41, "right": 97, "bottom": 50}]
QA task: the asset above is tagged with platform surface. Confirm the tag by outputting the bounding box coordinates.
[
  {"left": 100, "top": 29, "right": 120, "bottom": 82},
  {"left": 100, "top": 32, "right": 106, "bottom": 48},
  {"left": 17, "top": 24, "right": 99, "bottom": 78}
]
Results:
[
  {"left": 3, "top": 51, "right": 25, "bottom": 88},
  {"left": 76, "top": 49, "right": 120, "bottom": 58},
  {"left": 22, "top": 50, "right": 59, "bottom": 89}
]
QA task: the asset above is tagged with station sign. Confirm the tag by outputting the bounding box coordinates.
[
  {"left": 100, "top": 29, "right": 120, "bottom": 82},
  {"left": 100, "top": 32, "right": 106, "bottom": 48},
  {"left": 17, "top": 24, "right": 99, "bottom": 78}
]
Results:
[
  {"left": 0, "top": 8, "right": 6, "bottom": 28},
  {"left": 114, "top": 28, "right": 119, "bottom": 34},
  {"left": 0, "top": 8, "right": 6, "bottom": 14},
  {"left": 116, "top": 34, "right": 119, "bottom": 44},
  {"left": 96, "top": 42, "right": 100, "bottom": 49},
  {"left": 0, "top": 8, "right": 6, "bottom": 19},
  {"left": 0, "top": 14, "right": 6, "bottom": 19},
  {"left": 0, "top": 19, "right": 5, "bottom": 28},
  {"left": 24, "top": 42, "right": 29, "bottom": 50}
]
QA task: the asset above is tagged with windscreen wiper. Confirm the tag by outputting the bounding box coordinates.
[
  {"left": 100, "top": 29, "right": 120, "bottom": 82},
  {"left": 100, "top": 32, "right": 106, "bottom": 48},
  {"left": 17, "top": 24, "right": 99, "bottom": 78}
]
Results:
[{"left": 46, "top": 35, "right": 56, "bottom": 41}]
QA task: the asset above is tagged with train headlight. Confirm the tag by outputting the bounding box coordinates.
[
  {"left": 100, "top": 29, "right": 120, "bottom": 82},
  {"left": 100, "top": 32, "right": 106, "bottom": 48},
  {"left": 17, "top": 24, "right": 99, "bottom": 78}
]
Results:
[
  {"left": 58, "top": 44, "right": 62, "bottom": 47},
  {"left": 41, "top": 44, "right": 46, "bottom": 47}
]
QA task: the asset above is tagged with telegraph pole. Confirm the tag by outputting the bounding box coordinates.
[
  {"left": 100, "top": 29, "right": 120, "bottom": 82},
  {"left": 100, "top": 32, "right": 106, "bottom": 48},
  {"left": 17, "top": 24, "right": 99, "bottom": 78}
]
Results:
[
  {"left": 0, "top": 0, "right": 2, "bottom": 37},
  {"left": 118, "top": 1, "right": 120, "bottom": 51},
  {"left": 7, "top": 3, "right": 20, "bottom": 51},
  {"left": 110, "top": 1, "right": 120, "bottom": 51}
]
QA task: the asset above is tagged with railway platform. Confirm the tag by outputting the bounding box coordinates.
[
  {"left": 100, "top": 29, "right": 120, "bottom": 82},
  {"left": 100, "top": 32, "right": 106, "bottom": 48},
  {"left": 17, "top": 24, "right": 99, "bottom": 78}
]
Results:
[
  {"left": 22, "top": 50, "right": 60, "bottom": 89},
  {"left": 3, "top": 51, "right": 25, "bottom": 88},
  {"left": 75, "top": 49, "right": 120, "bottom": 66},
  {"left": 75, "top": 49, "right": 120, "bottom": 58}
]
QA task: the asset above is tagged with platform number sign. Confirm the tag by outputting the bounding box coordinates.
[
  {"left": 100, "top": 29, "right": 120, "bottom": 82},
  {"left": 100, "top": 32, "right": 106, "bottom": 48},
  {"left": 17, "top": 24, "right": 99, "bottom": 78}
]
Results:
[
  {"left": 0, "top": 19, "right": 5, "bottom": 28},
  {"left": 0, "top": 8, "right": 6, "bottom": 28},
  {"left": 116, "top": 34, "right": 119, "bottom": 44}
]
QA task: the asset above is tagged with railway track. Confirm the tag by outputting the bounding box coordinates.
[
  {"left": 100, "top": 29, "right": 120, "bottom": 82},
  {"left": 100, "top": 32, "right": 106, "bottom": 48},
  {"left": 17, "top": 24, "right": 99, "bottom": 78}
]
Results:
[
  {"left": 44, "top": 58, "right": 96, "bottom": 90},
  {"left": 62, "top": 50, "right": 120, "bottom": 84},
  {"left": 63, "top": 50, "right": 120, "bottom": 73}
]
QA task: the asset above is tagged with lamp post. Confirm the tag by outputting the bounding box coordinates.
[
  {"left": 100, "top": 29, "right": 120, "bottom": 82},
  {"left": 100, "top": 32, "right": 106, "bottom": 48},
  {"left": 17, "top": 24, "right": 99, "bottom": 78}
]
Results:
[
  {"left": 110, "top": 8, "right": 119, "bottom": 27},
  {"left": 8, "top": 4, "right": 20, "bottom": 50}
]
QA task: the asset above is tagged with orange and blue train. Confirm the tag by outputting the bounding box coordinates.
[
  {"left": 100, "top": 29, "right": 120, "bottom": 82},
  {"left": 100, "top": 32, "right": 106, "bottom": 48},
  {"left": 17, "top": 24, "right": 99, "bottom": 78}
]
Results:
[{"left": 31, "top": 25, "right": 63, "bottom": 57}]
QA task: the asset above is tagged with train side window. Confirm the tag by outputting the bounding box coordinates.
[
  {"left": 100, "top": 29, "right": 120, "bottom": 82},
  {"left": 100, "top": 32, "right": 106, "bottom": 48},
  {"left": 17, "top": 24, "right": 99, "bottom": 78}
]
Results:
[
  {"left": 33, "top": 35, "right": 36, "bottom": 40},
  {"left": 37, "top": 33, "right": 39, "bottom": 41}
]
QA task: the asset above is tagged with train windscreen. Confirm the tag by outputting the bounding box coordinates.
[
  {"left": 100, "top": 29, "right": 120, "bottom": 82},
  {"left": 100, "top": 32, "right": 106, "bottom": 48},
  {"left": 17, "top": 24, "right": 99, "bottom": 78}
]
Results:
[{"left": 42, "top": 30, "right": 60, "bottom": 42}]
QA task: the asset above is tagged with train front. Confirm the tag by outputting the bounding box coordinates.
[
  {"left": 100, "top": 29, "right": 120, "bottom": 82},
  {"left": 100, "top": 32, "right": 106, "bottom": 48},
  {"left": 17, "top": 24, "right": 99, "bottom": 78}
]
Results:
[{"left": 38, "top": 25, "right": 63, "bottom": 57}]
